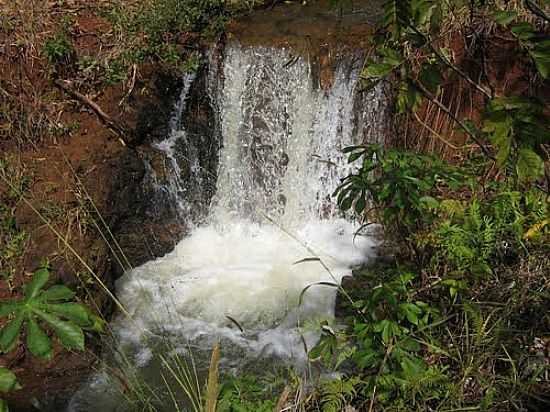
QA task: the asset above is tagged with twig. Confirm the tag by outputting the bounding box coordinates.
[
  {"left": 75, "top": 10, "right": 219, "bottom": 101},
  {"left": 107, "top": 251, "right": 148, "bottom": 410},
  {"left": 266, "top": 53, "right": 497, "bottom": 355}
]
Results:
[
  {"left": 54, "top": 79, "right": 131, "bottom": 145},
  {"left": 413, "top": 111, "right": 474, "bottom": 151},
  {"left": 274, "top": 386, "right": 291, "bottom": 412},
  {"left": 119, "top": 64, "right": 137, "bottom": 107},
  {"left": 413, "top": 80, "right": 494, "bottom": 159},
  {"left": 368, "top": 344, "right": 393, "bottom": 412},
  {"left": 525, "top": 0, "right": 550, "bottom": 23}
]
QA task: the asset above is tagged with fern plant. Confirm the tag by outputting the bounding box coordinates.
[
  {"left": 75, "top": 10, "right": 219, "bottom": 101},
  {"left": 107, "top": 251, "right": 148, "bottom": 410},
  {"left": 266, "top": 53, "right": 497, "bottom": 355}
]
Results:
[
  {"left": 432, "top": 186, "right": 549, "bottom": 279},
  {"left": 435, "top": 200, "right": 497, "bottom": 277},
  {"left": 0, "top": 262, "right": 104, "bottom": 360},
  {"left": 318, "top": 376, "right": 362, "bottom": 412}
]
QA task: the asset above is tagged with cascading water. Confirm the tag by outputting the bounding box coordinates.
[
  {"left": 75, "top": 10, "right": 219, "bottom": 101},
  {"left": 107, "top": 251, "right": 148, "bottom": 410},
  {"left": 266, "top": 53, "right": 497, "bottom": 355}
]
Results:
[{"left": 69, "top": 42, "right": 387, "bottom": 411}]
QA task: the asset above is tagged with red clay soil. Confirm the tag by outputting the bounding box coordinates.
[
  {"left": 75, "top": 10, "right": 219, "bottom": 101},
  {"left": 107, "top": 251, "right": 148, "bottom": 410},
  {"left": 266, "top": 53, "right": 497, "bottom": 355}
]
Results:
[{"left": 228, "top": 0, "right": 381, "bottom": 50}]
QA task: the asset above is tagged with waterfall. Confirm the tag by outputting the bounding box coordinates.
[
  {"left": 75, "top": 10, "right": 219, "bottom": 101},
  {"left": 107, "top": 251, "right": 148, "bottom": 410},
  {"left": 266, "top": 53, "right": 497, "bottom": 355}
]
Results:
[
  {"left": 116, "top": 43, "right": 385, "bottom": 360},
  {"left": 68, "top": 41, "right": 387, "bottom": 411}
]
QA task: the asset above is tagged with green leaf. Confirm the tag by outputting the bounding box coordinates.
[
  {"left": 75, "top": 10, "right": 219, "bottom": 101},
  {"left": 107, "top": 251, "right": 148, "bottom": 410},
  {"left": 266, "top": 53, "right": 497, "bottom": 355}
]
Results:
[
  {"left": 354, "top": 195, "right": 367, "bottom": 215},
  {"left": 400, "top": 356, "right": 426, "bottom": 379},
  {"left": 0, "top": 399, "right": 9, "bottom": 412},
  {"left": 516, "top": 148, "right": 544, "bottom": 182},
  {"left": 486, "top": 116, "right": 513, "bottom": 166},
  {"left": 24, "top": 268, "right": 49, "bottom": 300},
  {"left": 362, "top": 63, "right": 395, "bottom": 79},
  {"left": 42, "top": 303, "right": 91, "bottom": 326},
  {"left": 397, "top": 81, "right": 423, "bottom": 113},
  {"left": 340, "top": 194, "right": 353, "bottom": 211},
  {"left": 0, "top": 315, "right": 23, "bottom": 353},
  {"left": 375, "top": 320, "right": 402, "bottom": 344},
  {"left": 347, "top": 150, "right": 365, "bottom": 163},
  {"left": 510, "top": 22, "right": 536, "bottom": 41},
  {"left": 399, "top": 303, "right": 422, "bottom": 325},
  {"left": 493, "top": 10, "right": 518, "bottom": 26},
  {"left": 412, "top": 0, "right": 436, "bottom": 26},
  {"left": 0, "top": 303, "right": 18, "bottom": 318},
  {"left": 342, "top": 145, "right": 366, "bottom": 154},
  {"left": 529, "top": 46, "right": 550, "bottom": 79},
  {"left": 419, "top": 196, "right": 439, "bottom": 210},
  {"left": 40, "top": 285, "right": 75, "bottom": 302},
  {"left": 398, "top": 337, "right": 421, "bottom": 352},
  {"left": 26, "top": 317, "right": 52, "bottom": 360},
  {"left": 0, "top": 368, "right": 21, "bottom": 393},
  {"left": 35, "top": 311, "right": 84, "bottom": 351},
  {"left": 84, "top": 313, "right": 106, "bottom": 333},
  {"left": 418, "top": 63, "right": 442, "bottom": 95},
  {"left": 380, "top": 47, "right": 403, "bottom": 66}
]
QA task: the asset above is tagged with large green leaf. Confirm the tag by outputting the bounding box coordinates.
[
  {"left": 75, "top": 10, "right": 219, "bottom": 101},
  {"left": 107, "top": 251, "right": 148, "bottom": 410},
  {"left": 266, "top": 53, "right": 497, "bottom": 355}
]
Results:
[
  {"left": 40, "top": 285, "right": 75, "bottom": 302},
  {"left": 382, "top": 0, "right": 413, "bottom": 42},
  {"left": 400, "top": 356, "right": 427, "bottom": 379},
  {"left": 510, "top": 22, "right": 536, "bottom": 41},
  {"left": 380, "top": 47, "right": 403, "bottom": 66},
  {"left": 399, "top": 303, "right": 423, "bottom": 325},
  {"left": 486, "top": 116, "right": 513, "bottom": 166},
  {"left": 412, "top": 0, "right": 436, "bottom": 27},
  {"left": 42, "top": 303, "right": 90, "bottom": 326},
  {"left": 36, "top": 311, "right": 84, "bottom": 351},
  {"left": 418, "top": 63, "right": 442, "bottom": 95},
  {"left": 26, "top": 317, "right": 52, "bottom": 360},
  {"left": 375, "top": 320, "right": 403, "bottom": 344},
  {"left": 516, "top": 148, "right": 544, "bottom": 182},
  {"left": 0, "top": 315, "right": 23, "bottom": 353},
  {"left": 24, "top": 268, "right": 49, "bottom": 301},
  {"left": 0, "top": 368, "right": 21, "bottom": 393},
  {"left": 0, "top": 367, "right": 21, "bottom": 394}
]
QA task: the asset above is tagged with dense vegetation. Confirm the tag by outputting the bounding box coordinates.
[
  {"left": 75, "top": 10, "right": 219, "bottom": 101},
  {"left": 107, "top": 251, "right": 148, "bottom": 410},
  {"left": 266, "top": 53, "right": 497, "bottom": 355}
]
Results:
[{"left": 303, "top": 0, "right": 549, "bottom": 411}]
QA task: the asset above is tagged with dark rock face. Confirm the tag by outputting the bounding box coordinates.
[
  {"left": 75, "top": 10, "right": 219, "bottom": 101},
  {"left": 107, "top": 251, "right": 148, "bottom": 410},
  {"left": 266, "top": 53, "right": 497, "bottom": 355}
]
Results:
[
  {"left": 105, "top": 148, "right": 184, "bottom": 277},
  {"left": 108, "top": 54, "right": 222, "bottom": 276},
  {"left": 133, "top": 70, "right": 186, "bottom": 146}
]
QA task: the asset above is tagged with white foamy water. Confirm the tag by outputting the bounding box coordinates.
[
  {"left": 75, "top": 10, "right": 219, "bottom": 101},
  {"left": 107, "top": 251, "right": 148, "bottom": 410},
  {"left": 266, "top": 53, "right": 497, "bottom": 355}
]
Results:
[{"left": 115, "top": 218, "right": 374, "bottom": 362}]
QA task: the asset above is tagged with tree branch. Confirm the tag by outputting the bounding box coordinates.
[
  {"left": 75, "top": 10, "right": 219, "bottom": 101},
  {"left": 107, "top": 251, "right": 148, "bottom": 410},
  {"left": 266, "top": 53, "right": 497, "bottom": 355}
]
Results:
[{"left": 54, "top": 79, "right": 131, "bottom": 145}]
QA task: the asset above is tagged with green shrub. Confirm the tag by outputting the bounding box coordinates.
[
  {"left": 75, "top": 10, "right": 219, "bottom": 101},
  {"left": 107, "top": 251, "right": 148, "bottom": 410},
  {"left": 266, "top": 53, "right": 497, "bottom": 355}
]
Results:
[
  {"left": 334, "top": 144, "right": 466, "bottom": 237},
  {"left": 43, "top": 29, "right": 73, "bottom": 66},
  {"left": 310, "top": 272, "right": 449, "bottom": 410}
]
